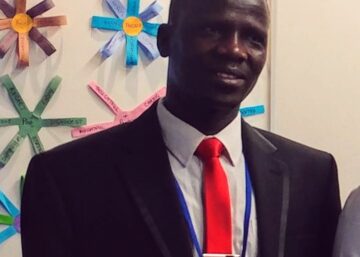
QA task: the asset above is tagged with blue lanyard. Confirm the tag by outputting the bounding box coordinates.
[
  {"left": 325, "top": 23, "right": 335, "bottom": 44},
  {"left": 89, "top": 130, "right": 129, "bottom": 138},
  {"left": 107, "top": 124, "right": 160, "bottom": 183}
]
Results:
[{"left": 174, "top": 162, "right": 253, "bottom": 257}]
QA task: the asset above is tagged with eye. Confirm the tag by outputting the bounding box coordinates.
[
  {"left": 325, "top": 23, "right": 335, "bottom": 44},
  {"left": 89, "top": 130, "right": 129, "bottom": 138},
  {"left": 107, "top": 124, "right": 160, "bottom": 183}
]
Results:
[{"left": 247, "top": 32, "right": 266, "bottom": 49}]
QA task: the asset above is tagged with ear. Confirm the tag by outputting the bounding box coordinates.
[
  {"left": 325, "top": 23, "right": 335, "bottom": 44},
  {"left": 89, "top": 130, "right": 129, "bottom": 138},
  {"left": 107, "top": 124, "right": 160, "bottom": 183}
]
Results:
[{"left": 157, "top": 23, "right": 172, "bottom": 57}]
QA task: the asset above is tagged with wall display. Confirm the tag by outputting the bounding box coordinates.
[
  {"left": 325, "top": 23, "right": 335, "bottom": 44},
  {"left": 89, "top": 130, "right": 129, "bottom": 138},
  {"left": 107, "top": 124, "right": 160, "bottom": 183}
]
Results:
[
  {"left": 0, "top": 190, "right": 20, "bottom": 244},
  {"left": 0, "top": 1, "right": 270, "bottom": 256},
  {"left": 71, "top": 81, "right": 165, "bottom": 138},
  {"left": 91, "top": 0, "right": 162, "bottom": 66},
  {"left": 0, "top": 0, "right": 67, "bottom": 67},
  {"left": 0, "top": 75, "right": 86, "bottom": 168}
]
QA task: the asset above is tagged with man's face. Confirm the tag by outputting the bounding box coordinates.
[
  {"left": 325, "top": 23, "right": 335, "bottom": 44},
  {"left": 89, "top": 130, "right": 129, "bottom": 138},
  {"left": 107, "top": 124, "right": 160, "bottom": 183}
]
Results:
[{"left": 165, "top": 0, "right": 269, "bottom": 110}]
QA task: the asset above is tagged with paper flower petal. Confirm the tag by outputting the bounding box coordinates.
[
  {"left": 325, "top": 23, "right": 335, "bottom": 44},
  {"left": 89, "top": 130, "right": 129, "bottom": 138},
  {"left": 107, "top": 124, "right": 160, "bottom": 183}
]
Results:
[
  {"left": 0, "top": 118, "right": 23, "bottom": 127},
  {"left": 1, "top": 75, "right": 31, "bottom": 115},
  {"left": 26, "top": 0, "right": 54, "bottom": 18},
  {"left": 28, "top": 28, "right": 56, "bottom": 56},
  {"left": 0, "top": 191, "right": 20, "bottom": 216},
  {"left": 106, "top": 0, "right": 126, "bottom": 19},
  {"left": 100, "top": 31, "right": 125, "bottom": 58},
  {"left": 125, "top": 35, "right": 138, "bottom": 66},
  {"left": 0, "top": 226, "right": 17, "bottom": 244},
  {"left": 139, "top": 0, "right": 162, "bottom": 22},
  {"left": 16, "top": 0, "right": 26, "bottom": 14},
  {"left": 17, "top": 33, "right": 30, "bottom": 67},
  {"left": 142, "top": 21, "right": 159, "bottom": 36},
  {"left": 126, "top": 0, "right": 140, "bottom": 17},
  {"left": 0, "top": 132, "right": 25, "bottom": 168},
  {"left": 29, "top": 133, "right": 44, "bottom": 154},
  {"left": 0, "top": 0, "right": 15, "bottom": 18},
  {"left": 0, "top": 19, "right": 12, "bottom": 30},
  {"left": 0, "top": 31, "right": 17, "bottom": 58},
  {"left": 33, "top": 76, "right": 61, "bottom": 116},
  {"left": 138, "top": 32, "right": 159, "bottom": 60},
  {"left": 91, "top": 16, "right": 123, "bottom": 31},
  {"left": 88, "top": 81, "right": 122, "bottom": 115},
  {"left": 33, "top": 15, "right": 67, "bottom": 27}
]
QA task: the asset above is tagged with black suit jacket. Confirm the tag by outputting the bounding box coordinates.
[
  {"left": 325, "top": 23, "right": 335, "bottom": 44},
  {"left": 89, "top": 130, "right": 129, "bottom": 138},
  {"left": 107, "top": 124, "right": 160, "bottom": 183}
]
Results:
[{"left": 21, "top": 103, "right": 341, "bottom": 257}]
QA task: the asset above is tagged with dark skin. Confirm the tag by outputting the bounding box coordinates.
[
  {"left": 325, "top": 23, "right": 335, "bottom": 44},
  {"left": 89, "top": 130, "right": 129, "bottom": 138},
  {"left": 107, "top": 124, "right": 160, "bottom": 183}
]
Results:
[{"left": 158, "top": 0, "right": 269, "bottom": 135}]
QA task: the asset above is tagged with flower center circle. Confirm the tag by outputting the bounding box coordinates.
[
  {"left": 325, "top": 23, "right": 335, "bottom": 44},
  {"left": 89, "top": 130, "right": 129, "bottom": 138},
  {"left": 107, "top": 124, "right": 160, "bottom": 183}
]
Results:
[
  {"left": 123, "top": 16, "right": 143, "bottom": 36},
  {"left": 11, "top": 13, "right": 33, "bottom": 33}
]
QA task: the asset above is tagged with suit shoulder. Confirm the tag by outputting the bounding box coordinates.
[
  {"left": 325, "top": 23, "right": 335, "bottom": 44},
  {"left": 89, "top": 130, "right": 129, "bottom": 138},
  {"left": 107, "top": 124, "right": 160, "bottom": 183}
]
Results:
[
  {"left": 26, "top": 122, "right": 138, "bottom": 180},
  {"left": 39, "top": 123, "right": 129, "bottom": 160},
  {"left": 255, "top": 127, "right": 334, "bottom": 162}
]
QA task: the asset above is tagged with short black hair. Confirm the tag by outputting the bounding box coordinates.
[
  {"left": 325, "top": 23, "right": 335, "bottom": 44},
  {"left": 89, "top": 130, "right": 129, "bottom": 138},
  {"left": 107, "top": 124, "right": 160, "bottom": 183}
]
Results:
[{"left": 168, "top": 0, "right": 269, "bottom": 25}]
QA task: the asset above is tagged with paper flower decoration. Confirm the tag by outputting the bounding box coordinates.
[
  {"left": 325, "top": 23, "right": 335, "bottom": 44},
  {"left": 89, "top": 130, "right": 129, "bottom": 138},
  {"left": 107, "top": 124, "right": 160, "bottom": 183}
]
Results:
[
  {"left": 0, "top": 75, "right": 87, "bottom": 168},
  {"left": 71, "top": 81, "right": 165, "bottom": 138},
  {"left": 0, "top": 190, "right": 20, "bottom": 244},
  {"left": 91, "top": 0, "right": 162, "bottom": 66},
  {"left": 0, "top": 0, "right": 67, "bottom": 67}
]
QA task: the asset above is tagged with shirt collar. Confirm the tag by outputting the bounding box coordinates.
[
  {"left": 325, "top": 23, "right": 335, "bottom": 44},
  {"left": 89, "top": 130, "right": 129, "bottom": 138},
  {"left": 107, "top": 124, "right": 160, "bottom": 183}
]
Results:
[{"left": 157, "top": 99, "right": 242, "bottom": 167}]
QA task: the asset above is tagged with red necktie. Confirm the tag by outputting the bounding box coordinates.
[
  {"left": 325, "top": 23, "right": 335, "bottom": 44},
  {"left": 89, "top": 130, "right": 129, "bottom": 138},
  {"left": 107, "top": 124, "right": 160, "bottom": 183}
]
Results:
[{"left": 196, "top": 138, "right": 232, "bottom": 254}]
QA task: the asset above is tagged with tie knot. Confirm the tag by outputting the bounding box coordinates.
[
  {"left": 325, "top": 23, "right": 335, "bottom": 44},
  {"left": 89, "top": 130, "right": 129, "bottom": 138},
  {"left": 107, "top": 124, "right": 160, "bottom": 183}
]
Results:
[{"left": 196, "top": 138, "right": 224, "bottom": 160}]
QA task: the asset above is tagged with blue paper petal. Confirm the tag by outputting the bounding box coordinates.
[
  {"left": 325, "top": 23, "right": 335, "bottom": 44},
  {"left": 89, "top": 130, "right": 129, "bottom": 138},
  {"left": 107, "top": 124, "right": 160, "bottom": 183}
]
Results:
[
  {"left": 138, "top": 32, "right": 160, "bottom": 60},
  {"left": 0, "top": 226, "right": 17, "bottom": 244},
  {"left": 139, "top": 1, "right": 162, "bottom": 21},
  {"left": 142, "top": 22, "right": 160, "bottom": 36},
  {"left": 91, "top": 16, "right": 123, "bottom": 31},
  {"left": 0, "top": 191, "right": 20, "bottom": 217},
  {"left": 127, "top": 0, "right": 140, "bottom": 17},
  {"left": 106, "top": 0, "right": 126, "bottom": 18},
  {"left": 100, "top": 31, "right": 125, "bottom": 58},
  {"left": 126, "top": 35, "right": 139, "bottom": 66},
  {"left": 240, "top": 105, "right": 265, "bottom": 117}
]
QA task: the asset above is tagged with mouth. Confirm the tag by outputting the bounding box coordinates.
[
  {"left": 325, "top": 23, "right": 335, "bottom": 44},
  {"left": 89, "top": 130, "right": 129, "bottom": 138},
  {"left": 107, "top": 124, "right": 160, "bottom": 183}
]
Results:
[
  {"left": 212, "top": 69, "right": 247, "bottom": 87},
  {"left": 216, "top": 72, "right": 244, "bottom": 80}
]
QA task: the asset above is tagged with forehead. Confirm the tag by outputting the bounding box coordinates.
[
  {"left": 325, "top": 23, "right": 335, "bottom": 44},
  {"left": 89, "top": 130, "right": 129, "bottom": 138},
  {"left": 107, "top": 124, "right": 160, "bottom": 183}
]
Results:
[{"left": 179, "top": 0, "right": 269, "bottom": 24}]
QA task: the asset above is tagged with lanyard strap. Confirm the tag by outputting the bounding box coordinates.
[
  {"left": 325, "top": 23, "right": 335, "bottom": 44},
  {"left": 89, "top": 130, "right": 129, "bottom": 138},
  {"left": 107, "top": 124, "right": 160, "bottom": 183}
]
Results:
[{"left": 174, "top": 162, "right": 253, "bottom": 257}]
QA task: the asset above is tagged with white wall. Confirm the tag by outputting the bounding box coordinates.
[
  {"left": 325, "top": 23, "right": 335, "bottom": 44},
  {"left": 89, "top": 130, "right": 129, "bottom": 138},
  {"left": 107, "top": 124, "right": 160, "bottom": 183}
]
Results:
[
  {"left": 0, "top": 0, "right": 270, "bottom": 256},
  {"left": 271, "top": 0, "right": 360, "bottom": 203}
]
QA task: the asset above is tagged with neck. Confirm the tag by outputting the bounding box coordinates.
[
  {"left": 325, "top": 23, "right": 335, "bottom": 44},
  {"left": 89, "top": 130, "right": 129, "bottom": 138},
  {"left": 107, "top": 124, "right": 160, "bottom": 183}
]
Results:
[{"left": 163, "top": 96, "right": 240, "bottom": 135}]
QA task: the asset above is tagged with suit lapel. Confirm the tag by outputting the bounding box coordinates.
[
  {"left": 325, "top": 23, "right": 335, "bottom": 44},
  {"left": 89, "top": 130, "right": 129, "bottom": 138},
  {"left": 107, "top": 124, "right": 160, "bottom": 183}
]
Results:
[
  {"left": 242, "top": 120, "right": 290, "bottom": 257},
  {"left": 114, "top": 104, "right": 193, "bottom": 257}
]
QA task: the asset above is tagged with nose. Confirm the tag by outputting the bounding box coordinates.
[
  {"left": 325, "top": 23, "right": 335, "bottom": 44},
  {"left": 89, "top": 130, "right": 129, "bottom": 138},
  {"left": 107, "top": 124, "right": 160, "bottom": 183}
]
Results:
[{"left": 216, "top": 31, "right": 248, "bottom": 60}]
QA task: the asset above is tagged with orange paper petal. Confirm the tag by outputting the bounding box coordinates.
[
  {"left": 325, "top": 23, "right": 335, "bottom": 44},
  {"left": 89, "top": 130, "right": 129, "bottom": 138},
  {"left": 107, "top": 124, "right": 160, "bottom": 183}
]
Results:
[
  {"left": 17, "top": 33, "right": 29, "bottom": 67},
  {"left": 16, "top": 0, "right": 26, "bottom": 14},
  {"left": 0, "top": 19, "right": 12, "bottom": 30}
]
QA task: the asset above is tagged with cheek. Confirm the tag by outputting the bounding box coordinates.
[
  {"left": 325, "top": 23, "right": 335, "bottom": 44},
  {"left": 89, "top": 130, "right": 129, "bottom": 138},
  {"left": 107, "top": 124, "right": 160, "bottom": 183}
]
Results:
[{"left": 248, "top": 50, "right": 267, "bottom": 73}]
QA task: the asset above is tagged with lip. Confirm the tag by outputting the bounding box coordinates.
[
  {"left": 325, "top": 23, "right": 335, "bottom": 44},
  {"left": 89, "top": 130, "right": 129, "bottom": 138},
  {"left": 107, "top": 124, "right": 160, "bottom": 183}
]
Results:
[{"left": 211, "top": 69, "right": 247, "bottom": 87}]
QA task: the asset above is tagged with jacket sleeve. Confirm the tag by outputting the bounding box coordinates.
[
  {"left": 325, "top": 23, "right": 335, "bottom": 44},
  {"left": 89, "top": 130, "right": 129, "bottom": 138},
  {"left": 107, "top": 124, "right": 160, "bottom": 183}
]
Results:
[
  {"left": 332, "top": 186, "right": 360, "bottom": 257},
  {"left": 320, "top": 155, "right": 341, "bottom": 257},
  {"left": 21, "top": 154, "right": 73, "bottom": 257}
]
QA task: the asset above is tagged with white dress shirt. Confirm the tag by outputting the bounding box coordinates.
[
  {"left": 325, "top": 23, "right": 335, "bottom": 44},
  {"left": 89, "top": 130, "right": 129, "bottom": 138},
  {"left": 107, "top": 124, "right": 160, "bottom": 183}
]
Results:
[
  {"left": 333, "top": 186, "right": 360, "bottom": 257},
  {"left": 156, "top": 100, "right": 258, "bottom": 257}
]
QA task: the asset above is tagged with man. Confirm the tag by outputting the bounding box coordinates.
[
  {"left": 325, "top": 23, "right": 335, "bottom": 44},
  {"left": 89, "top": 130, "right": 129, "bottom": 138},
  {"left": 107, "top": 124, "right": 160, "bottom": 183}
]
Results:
[
  {"left": 333, "top": 187, "right": 360, "bottom": 257},
  {"left": 21, "top": 0, "right": 341, "bottom": 257}
]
